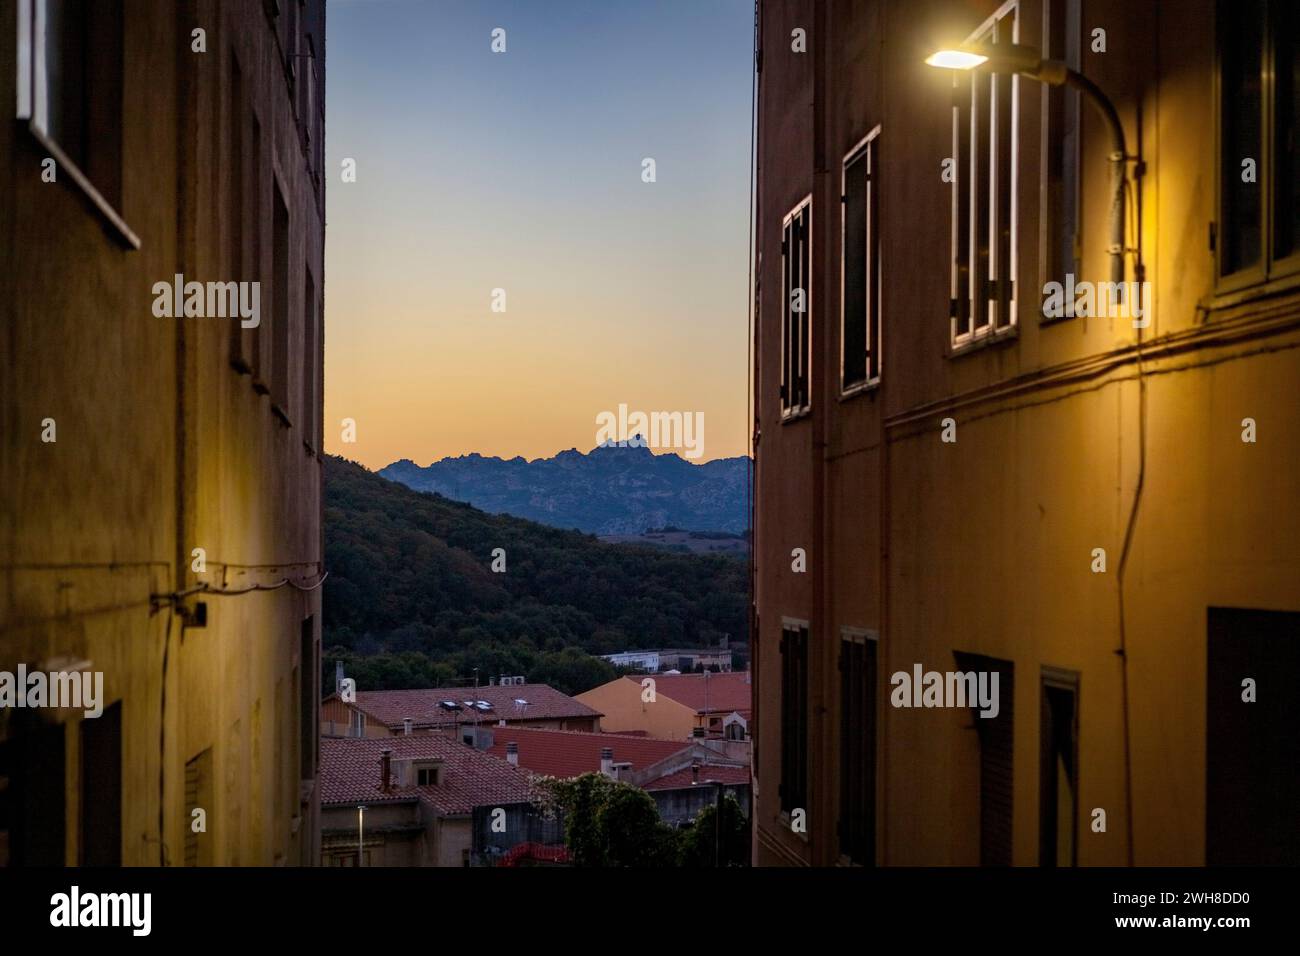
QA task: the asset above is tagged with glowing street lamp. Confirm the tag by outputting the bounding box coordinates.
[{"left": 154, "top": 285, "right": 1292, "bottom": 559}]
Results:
[{"left": 927, "top": 42, "right": 1133, "bottom": 285}]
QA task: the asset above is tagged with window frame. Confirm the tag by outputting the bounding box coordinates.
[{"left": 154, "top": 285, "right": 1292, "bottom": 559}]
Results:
[
  {"left": 948, "top": 0, "right": 1020, "bottom": 352},
  {"left": 1214, "top": 0, "right": 1300, "bottom": 293},
  {"left": 15, "top": 0, "right": 139, "bottom": 249},
  {"left": 1038, "top": 666, "right": 1080, "bottom": 867},
  {"left": 1038, "top": 0, "right": 1082, "bottom": 322},
  {"left": 778, "top": 617, "right": 810, "bottom": 826},
  {"left": 840, "top": 127, "right": 883, "bottom": 396},
  {"left": 780, "top": 196, "right": 813, "bottom": 421},
  {"left": 837, "top": 626, "right": 878, "bottom": 866}
]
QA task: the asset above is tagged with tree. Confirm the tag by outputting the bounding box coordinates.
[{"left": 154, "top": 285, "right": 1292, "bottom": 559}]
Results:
[
  {"left": 533, "top": 773, "right": 678, "bottom": 867},
  {"left": 678, "top": 792, "right": 751, "bottom": 867}
]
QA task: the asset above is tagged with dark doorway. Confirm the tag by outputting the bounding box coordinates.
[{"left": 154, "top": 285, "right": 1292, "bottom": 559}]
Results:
[
  {"left": 0, "top": 713, "right": 66, "bottom": 865},
  {"left": 1206, "top": 607, "right": 1300, "bottom": 865},
  {"left": 81, "top": 701, "right": 122, "bottom": 865},
  {"left": 1039, "top": 669, "right": 1079, "bottom": 866}
]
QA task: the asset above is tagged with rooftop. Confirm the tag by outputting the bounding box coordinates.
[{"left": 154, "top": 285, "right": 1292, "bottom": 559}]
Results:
[
  {"left": 627, "top": 671, "right": 752, "bottom": 715},
  {"left": 485, "top": 726, "right": 689, "bottom": 780},
  {"left": 338, "top": 683, "right": 603, "bottom": 728},
  {"left": 320, "top": 734, "right": 535, "bottom": 816},
  {"left": 643, "top": 764, "right": 752, "bottom": 791}
]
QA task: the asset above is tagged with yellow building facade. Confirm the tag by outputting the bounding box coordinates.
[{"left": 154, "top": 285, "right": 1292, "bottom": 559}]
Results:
[
  {"left": 1, "top": 0, "right": 326, "bottom": 866},
  {"left": 752, "top": 0, "right": 1300, "bottom": 866}
]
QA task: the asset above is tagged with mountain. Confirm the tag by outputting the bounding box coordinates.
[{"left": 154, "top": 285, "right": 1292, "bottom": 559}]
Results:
[
  {"left": 323, "top": 455, "right": 748, "bottom": 696},
  {"left": 377, "top": 444, "right": 751, "bottom": 535}
]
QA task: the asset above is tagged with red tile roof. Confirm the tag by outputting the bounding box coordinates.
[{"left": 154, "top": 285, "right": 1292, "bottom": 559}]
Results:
[
  {"left": 643, "top": 764, "right": 752, "bottom": 791},
  {"left": 632, "top": 672, "right": 752, "bottom": 714},
  {"left": 346, "top": 684, "right": 602, "bottom": 729},
  {"left": 484, "top": 726, "right": 689, "bottom": 780},
  {"left": 320, "top": 734, "right": 535, "bottom": 816}
]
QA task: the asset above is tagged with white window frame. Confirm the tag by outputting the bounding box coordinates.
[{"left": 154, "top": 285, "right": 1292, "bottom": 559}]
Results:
[
  {"left": 949, "top": 0, "right": 1019, "bottom": 350},
  {"left": 780, "top": 196, "right": 814, "bottom": 420},
  {"left": 840, "top": 126, "right": 883, "bottom": 395},
  {"left": 15, "top": 0, "right": 139, "bottom": 248}
]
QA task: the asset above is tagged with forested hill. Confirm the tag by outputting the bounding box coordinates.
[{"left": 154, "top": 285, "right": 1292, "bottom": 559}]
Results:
[{"left": 323, "top": 456, "right": 747, "bottom": 695}]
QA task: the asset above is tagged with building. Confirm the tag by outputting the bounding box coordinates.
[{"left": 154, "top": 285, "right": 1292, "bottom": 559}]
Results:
[
  {"left": 602, "top": 650, "right": 663, "bottom": 671},
  {"left": 319, "top": 735, "right": 537, "bottom": 866},
  {"left": 752, "top": 0, "right": 1300, "bottom": 866},
  {"left": 0, "top": 1, "right": 326, "bottom": 865},
  {"left": 578, "top": 671, "right": 753, "bottom": 740},
  {"left": 321, "top": 682, "right": 603, "bottom": 738},
  {"left": 602, "top": 647, "right": 736, "bottom": 673},
  {"left": 482, "top": 725, "right": 751, "bottom": 826}
]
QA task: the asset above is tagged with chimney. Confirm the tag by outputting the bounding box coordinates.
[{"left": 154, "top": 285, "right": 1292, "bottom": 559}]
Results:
[
  {"left": 380, "top": 749, "right": 392, "bottom": 792},
  {"left": 403, "top": 717, "right": 413, "bottom": 736},
  {"left": 335, "top": 660, "right": 344, "bottom": 695},
  {"left": 489, "top": 676, "right": 495, "bottom": 686},
  {"left": 505, "top": 741, "right": 519, "bottom": 766},
  {"left": 691, "top": 762, "right": 700, "bottom": 785},
  {"left": 600, "top": 747, "right": 614, "bottom": 778},
  {"left": 745, "top": 666, "right": 751, "bottom": 685}
]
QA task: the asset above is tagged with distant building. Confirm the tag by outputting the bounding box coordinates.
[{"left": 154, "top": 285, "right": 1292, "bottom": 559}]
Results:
[
  {"left": 602, "top": 647, "right": 735, "bottom": 674},
  {"left": 577, "top": 671, "right": 753, "bottom": 741},
  {"left": 321, "top": 680, "right": 603, "bottom": 738},
  {"left": 319, "top": 735, "right": 537, "bottom": 867},
  {"left": 603, "top": 650, "right": 663, "bottom": 671},
  {"left": 1, "top": 0, "right": 326, "bottom": 865}
]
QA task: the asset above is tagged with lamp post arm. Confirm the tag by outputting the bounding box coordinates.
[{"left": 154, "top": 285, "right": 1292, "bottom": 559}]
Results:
[{"left": 1061, "top": 66, "right": 1128, "bottom": 285}]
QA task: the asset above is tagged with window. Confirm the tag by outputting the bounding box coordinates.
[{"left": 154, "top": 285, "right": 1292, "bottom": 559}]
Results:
[
  {"left": 300, "top": 617, "right": 317, "bottom": 779},
  {"left": 271, "top": 181, "right": 292, "bottom": 422},
  {"left": 81, "top": 701, "right": 122, "bottom": 866},
  {"left": 949, "top": 1, "right": 1019, "bottom": 345},
  {"left": 229, "top": 55, "right": 254, "bottom": 375},
  {"left": 841, "top": 128, "right": 882, "bottom": 391},
  {"left": 1217, "top": 0, "right": 1300, "bottom": 286},
  {"left": 1041, "top": 0, "right": 1081, "bottom": 314},
  {"left": 0, "top": 713, "right": 66, "bottom": 865},
  {"left": 1039, "top": 668, "right": 1078, "bottom": 866},
  {"left": 1206, "top": 607, "right": 1300, "bottom": 864},
  {"left": 16, "top": 0, "right": 136, "bottom": 247},
  {"left": 348, "top": 708, "right": 365, "bottom": 738},
  {"left": 184, "top": 748, "right": 215, "bottom": 866},
  {"left": 303, "top": 269, "right": 319, "bottom": 452},
  {"left": 417, "top": 767, "right": 440, "bottom": 787},
  {"left": 780, "top": 198, "right": 812, "bottom": 417},
  {"left": 839, "top": 629, "right": 877, "bottom": 865},
  {"left": 252, "top": 117, "right": 269, "bottom": 393},
  {"left": 954, "top": 651, "right": 1014, "bottom": 865},
  {"left": 779, "top": 621, "right": 809, "bottom": 815}
]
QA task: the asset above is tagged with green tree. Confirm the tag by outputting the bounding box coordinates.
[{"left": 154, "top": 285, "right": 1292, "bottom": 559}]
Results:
[
  {"left": 677, "top": 793, "right": 750, "bottom": 867},
  {"left": 534, "top": 773, "right": 679, "bottom": 867}
]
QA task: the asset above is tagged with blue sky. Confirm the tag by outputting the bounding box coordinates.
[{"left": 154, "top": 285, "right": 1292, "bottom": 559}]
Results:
[{"left": 324, "top": 0, "right": 754, "bottom": 467}]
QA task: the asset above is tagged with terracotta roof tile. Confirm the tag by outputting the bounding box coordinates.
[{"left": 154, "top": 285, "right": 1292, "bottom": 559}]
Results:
[
  {"left": 484, "top": 726, "right": 689, "bottom": 780},
  {"left": 346, "top": 683, "right": 602, "bottom": 728},
  {"left": 643, "top": 764, "right": 752, "bottom": 791},
  {"left": 630, "top": 672, "right": 752, "bottom": 714},
  {"left": 320, "top": 735, "right": 535, "bottom": 816}
]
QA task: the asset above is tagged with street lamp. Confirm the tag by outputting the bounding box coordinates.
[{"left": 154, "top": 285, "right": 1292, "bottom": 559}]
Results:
[{"left": 927, "top": 42, "right": 1133, "bottom": 285}]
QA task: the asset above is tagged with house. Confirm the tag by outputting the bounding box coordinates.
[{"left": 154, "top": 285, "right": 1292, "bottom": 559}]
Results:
[
  {"left": 319, "top": 734, "right": 537, "bottom": 866},
  {"left": 1, "top": 0, "right": 326, "bottom": 865},
  {"left": 752, "top": 0, "right": 1300, "bottom": 866},
  {"left": 482, "top": 724, "right": 752, "bottom": 826},
  {"left": 577, "top": 671, "right": 753, "bottom": 740},
  {"left": 321, "top": 680, "right": 603, "bottom": 738}
]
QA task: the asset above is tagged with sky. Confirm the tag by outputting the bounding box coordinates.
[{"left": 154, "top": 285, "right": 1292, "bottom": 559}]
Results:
[{"left": 323, "top": 0, "right": 755, "bottom": 469}]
